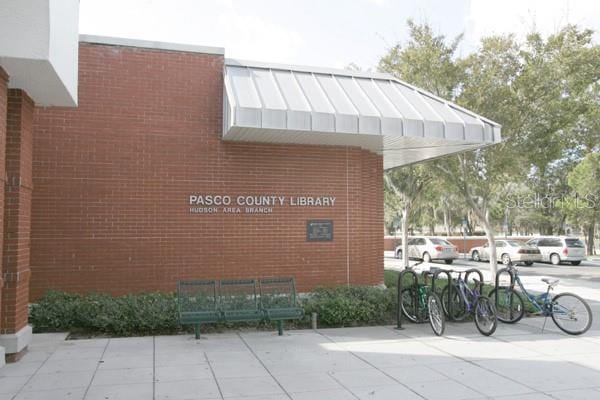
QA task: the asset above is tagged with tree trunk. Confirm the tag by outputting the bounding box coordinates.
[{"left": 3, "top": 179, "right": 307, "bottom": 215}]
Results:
[
  {"left": 401, "top": 205, "right": 410, "bottom": 269},
  {"left": 480, "top": 210, "right": 498, "bottom": 279},
  {"left": 465, "top": 201, "right": 497, "bottom": 279},
  {"left": 588, "top": 221, "right": 596, "bottom": 256},
  {"left": 443, "top": 207, "right": 451, "bottom": 236}
]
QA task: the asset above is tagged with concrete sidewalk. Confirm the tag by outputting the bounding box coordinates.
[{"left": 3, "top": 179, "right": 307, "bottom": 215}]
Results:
[{"left": 1, "top": 318, "right": 600, "bottom": 400}]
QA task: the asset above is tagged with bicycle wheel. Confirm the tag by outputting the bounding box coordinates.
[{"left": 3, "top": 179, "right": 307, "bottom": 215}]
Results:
[
  {"left": 427, "top": 293, "right": 445, "bottom": 336},
  {"left": 551, "top": 293, "right": 593, "bottom": 335},
  {"left": 401, "top": 288, "right": 428, "bottom": 323},
  {"left": 488, "top": 287, "right": 524, "bottom": 323},
  {"left": 441, "top": 285, "right": 467, "bottom": 321},
  {"left": 474, "top": 296, "right": 497, "bottom": 336}
]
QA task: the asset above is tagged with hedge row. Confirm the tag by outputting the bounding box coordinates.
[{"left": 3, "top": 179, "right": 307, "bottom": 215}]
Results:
[
  {"left": 29, "top": 292, "right": 179, "bottom": 336},
  {"left": 29, "top": 286, "right": 397, "bottom": 336}
]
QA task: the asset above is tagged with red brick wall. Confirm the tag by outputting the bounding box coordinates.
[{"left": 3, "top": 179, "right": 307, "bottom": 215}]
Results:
[
  {"left": 30, "top": 42, "right": 383, "bottom": 298},
  {"left": 0, "top": 68, "right": 7, "bottom": 324},
  {"left": 2, "top": 89, "right": 33, "bottom": 334}
]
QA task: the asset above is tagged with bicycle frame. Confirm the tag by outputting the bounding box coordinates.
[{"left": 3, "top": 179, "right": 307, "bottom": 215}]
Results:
[
  {"left": 417, "top": 284, "right": 429, "bottom": 308},
  {"left": 455, "top": 276, "right": 481, "bottom": 314},
  {"left": 511, "top": 271, "right": 569, "bottom": 317}
]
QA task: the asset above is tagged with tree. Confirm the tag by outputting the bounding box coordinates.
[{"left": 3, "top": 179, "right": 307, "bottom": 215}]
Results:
[
  {"left": 381, "top": 21, "right": 523, "bottom": 277},
  {"left": 379, "top": 19, "right": 462, "bottom": 99},
  {"left": 384, "top": 165, "right": 433, "bottom": 268},
  {"left": 567, "top": 152, "right": 600, "bottom": 255},
  {"left": 513, "top": 26, "right": 600, "bottom": 235},
  {"left": 380, "top": 20, "right": 599, "bottom": 274}
]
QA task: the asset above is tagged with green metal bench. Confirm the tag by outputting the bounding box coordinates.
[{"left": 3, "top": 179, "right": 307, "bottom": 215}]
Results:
[
  {"left": 259, "top": 277, "right": 304, "bottom": 335},
  {"left": 219, "top": 278, "right": 263, "bottom": 322},
  {"left": 177, "top": 280, "right": 220, "bottom": 339},
  {"left": 177, "top": 277, "right": 304, "bottom": 338}
]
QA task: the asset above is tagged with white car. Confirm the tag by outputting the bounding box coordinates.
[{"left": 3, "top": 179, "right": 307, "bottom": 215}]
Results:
[
  {"left": 394, "top": 236, "right": 459, "bottom": 264},
  {"left": 525, "top": 237, "right": 586, "bottom": 266},
  {"left": 470, "top": 240, "right": 541, "bottom": 266}
]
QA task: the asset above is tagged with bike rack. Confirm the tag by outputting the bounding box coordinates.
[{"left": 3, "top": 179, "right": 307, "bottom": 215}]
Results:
[
  {"left": 396, "top": 268, "right": 419, "bottom": 330},
  {"left": 494, "top": 266, "right": 517, "bottom": 318},
  {"left": 495, "top": 267, "right": 516, "bottom": 291},
  {"left": 432, "top": 268, "right": 454, "bottom": 321},
  {"left": 464, "top": 268, "right": 484, "bottom": 294}
]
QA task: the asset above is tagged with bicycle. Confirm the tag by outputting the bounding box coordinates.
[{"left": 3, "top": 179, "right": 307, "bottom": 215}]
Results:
[
  {"left": 440, "top": 270, "right": 498, "bottom": 336},
  {"left": 488, "top": 263, "right": 593, "bottom": 335},
  {"left": 400, "top": 269, "right": 446, "bottom": 336}
]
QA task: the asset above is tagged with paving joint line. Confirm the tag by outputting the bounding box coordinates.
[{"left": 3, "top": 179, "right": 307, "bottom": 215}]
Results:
[
  {"left": 315, "top": 329, "right": 428, "bottom": 400},
  {"left": 8, "top": 340, "right": 65, "bottom": 400},
  {"left": 324, "top": 371, "right": 362, "bottom": 400},
  {"left": 82, "top": 338, "right": 111, "bottom": 399},
  {"left": 204, "top": 351, "right": 225, "bottom": 400},
  {"left": 236, "top": 332, "right": 293, "bottom": 400}
]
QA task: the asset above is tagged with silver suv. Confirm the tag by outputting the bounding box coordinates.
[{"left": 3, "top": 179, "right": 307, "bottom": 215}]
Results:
[{"left": 526, "top": 237, "right": 586, "bottom": 266}]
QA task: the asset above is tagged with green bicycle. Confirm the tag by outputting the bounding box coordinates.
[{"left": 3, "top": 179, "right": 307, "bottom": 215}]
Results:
[{"left": 401, "top": 269, "right": 446, "bottom": 336}]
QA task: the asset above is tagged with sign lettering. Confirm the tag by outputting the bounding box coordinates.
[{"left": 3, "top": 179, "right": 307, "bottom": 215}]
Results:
[{"left": 189, "top": 194, "right": 336, "bottom": 214}]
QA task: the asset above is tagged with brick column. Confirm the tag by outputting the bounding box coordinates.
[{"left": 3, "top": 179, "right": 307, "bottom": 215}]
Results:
[
  {"left": 0, "top": 68, "right": 7, "bottom": 366},
  {"left": 0, "top": 88, "right": 33, "bottom": 361}
]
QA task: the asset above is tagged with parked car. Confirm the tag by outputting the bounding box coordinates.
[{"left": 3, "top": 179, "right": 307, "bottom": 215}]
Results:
[
  {"left": 469, "top": 240, "right": 541, "bottom": 266},
  {"left": 394, "top": 236, "right": 459, "bottom": 264},
  {"left": 525, "top": 237, "right": 586, "bottom": 265}
]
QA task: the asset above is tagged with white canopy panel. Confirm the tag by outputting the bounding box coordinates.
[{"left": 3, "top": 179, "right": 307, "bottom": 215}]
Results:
[{"left": 223, "top": 59, "right": 501, "bottom": 169}]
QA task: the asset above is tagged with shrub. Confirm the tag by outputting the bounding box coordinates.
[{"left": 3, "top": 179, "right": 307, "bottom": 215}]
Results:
[
  {"left": 302, "top": 286, "right": 395, "bottom": 327},
  {"left": 28, "top": 291, "right": 83, "bottom": 332},
  {"left": 30, "top": 285, "right": 398, "bottom": 335},
  {"left": 30, "top": 291, "right": 178, "bottom": 336},
  {"left": 384, "top": 269, "right": 400, "bottom": 287}
]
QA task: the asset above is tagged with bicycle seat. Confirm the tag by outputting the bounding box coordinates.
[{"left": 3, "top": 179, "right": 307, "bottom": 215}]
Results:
[{"left": 541, "top": 278, "right": 559, "bottom": 286}]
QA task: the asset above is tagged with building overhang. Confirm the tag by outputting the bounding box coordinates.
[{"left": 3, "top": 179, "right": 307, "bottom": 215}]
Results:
[
  {"left": 223, "top": 59, "right": 501, "bottom": 169},
  {"left": 0, "top": 0, "right": 79, "bottom": 106}
]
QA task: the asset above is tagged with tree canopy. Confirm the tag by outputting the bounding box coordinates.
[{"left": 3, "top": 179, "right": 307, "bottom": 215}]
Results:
[{"left": 380, "top": 20, "right": 599, "bottom": 257}]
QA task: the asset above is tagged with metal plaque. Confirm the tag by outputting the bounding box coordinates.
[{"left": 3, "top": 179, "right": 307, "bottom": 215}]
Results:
[{"left": 306, "top": 220, "right": 333, "bottom": 242}]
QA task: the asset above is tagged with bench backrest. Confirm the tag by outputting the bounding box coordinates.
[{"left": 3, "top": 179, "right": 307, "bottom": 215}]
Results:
[
  {"left": 219, "top": 279, "right": 259, "bottom": 311},
  {"left": 177, "top": 280, "right": 218, "bottom": 313},
  {"left": 259, "top": 277, "right": 297, "bottom": 309}
]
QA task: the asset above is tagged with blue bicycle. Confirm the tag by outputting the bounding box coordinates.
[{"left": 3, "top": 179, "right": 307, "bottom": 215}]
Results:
[
  {"left": 440, "top": 270, "right": 497, "bottom": 336},
  {"left": 488, "top": 263, "right": 593, "bottom": 335}
]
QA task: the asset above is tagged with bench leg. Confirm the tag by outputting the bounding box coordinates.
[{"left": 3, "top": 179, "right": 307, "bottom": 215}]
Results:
[
  {"left": 277, "top": 320, "right": 283, "bottom": 336},
  {"left": 194, "top": 324, "right": 200, "bottom": 339}
]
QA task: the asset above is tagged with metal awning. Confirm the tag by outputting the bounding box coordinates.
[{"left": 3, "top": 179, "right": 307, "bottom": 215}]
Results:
[{"left": 223, "top": 59, "right": 501, "bottom": 169}]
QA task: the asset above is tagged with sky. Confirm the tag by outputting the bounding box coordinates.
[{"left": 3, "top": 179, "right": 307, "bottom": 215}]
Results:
[{"left": 79, "top": 0, "right": 599, "bottom": 71}]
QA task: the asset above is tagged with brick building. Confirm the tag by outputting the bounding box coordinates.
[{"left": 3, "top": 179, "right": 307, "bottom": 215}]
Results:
[{"left": 0, "top": 1, "right": 500, "bottom": 363}]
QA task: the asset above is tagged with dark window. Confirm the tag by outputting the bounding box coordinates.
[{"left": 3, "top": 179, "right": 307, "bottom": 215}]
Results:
[
  {"left": 416, "top": 238, "right": 427, "bottom": 245},
  {"left": 548, "top": 238, "right": 562, "bottom": 246},
  {"left": 565, "top": 239, "right": 585, "bottom": 248},
  {"left": 430, "top": 238, "right": 451, "bottom": 245},
  {"left": 495, "top": 241, "right": 506, "bottom": 248},
  {"left": 539, "top": 238, "right": 562, "bottom": 247}
]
